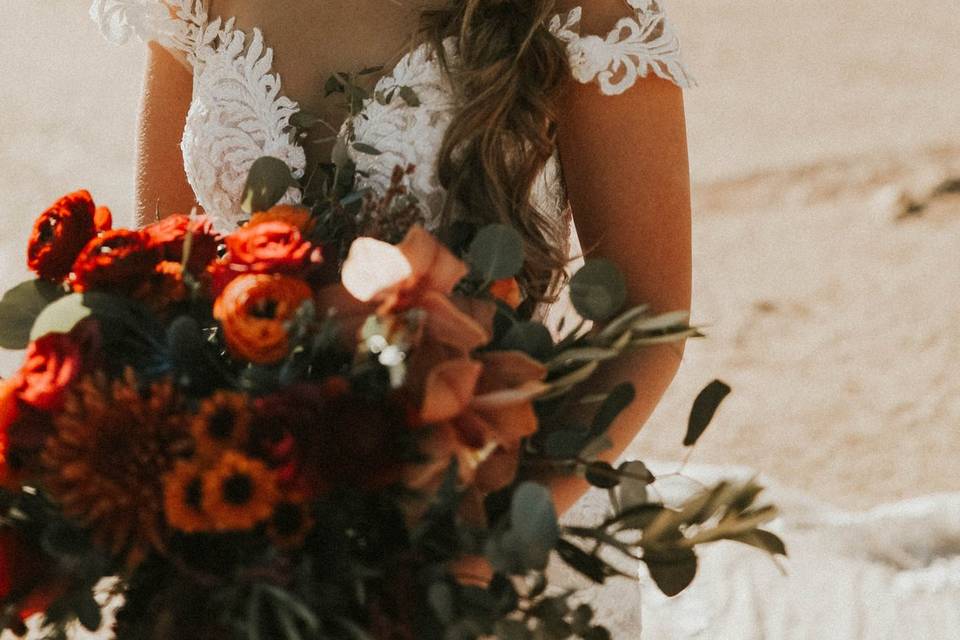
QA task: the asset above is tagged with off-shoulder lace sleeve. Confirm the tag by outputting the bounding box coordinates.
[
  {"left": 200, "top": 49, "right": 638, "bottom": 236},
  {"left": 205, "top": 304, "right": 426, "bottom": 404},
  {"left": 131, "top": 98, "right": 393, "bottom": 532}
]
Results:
[
  {"left": 89, "top": 0, "right": 209, "bottom": 58},
  {"left": 551, "top": 0, "right": 694, "bottom": 95}
]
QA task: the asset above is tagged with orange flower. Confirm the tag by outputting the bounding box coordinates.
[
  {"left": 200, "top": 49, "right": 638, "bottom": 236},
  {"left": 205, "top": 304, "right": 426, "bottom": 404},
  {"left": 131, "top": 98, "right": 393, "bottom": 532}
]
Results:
[
  {"left": 341, "top": 226, "right": 489, "bottom": 355},
  {"left": 408, "top": 351, "right": 547, "bottom": 493},
  {"left": 213, "top": 274, "right": 313, "bottom": 364},
  {"left": 201, "top": 451, "right": 279, "bottom": 531},
  {"left": 163, "top": 459, "right": 212, "bottom": 534},
  {"left": 246, "top": 205, "right": 312, "bottom": 232},
  {"left": 27, "top": 190, "right": 111, "bottom": 282},
  {"left": 132, "top": 261, "right": 189, "bottom": 314},
  {"left": 190, "top": 391, "right": 251, "bottom": 459},
  {"left": 489, "top": 277, "right": 522, "bottom": 309}
]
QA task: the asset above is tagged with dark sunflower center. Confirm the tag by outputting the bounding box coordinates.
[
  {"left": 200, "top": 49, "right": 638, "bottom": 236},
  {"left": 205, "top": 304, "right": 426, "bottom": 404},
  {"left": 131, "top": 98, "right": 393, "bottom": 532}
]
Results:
[
  {"left": 186, "top": 478, "right": 203, "bottom": 511},
  {"left": 38, "top": 217, "right": 59, "bottom": 244},
  {"left": 222, "top": 473, "right": 253, "bottom": 505},
  {"left": 208, "top": 408, "right": 236, "bottom": 440},
  {"left": 272, "top": 502, "right": 304, "bottom": 536},
  {"left": 250, "top": 299, "right": 279, "bottom": 319}
]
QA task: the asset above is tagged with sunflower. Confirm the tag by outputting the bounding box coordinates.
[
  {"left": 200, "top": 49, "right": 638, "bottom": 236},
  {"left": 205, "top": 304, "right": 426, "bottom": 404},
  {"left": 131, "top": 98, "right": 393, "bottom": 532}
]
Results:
[
  {"left": 41, "top": 371, "right": 190, "bottom": 564},
  {"left": 162, "top": 460, "right": 212, "bottom": 534},
  {"left": 267, "top": 496, "right": 314, "bottom": 550},
  {"left": 201, "top": 451, "right": 279, "bottom": 532},
  {"left": 190, "top": 392, "right": 251, "bottom": 459}
]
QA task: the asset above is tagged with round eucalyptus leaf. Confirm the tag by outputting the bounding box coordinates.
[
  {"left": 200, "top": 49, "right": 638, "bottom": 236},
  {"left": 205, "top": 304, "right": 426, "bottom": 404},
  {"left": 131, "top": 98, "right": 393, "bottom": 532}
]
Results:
[
  {"left": 500, "top": 321, "right": 553, "bottom": 360},
  {"left": 241, "top": 156, "right": 295, "bottom": 214},
  {"left": 509, "top": 482, "right": 559, "bottom": 572},
  {"left": 585, "top": 461, "right": 620, "bottom": 489},
  {"left": 29, "top": 293, "right": 94, "bottom": 341},
  {"left": 467, "top": 224, "right": 525, "bottom": 281},
  {"left": 0, "top": 279, "right": 64, "bottom": 349},
  {"left": 569, "top": 259, "right": 628, "bottom": 321}
]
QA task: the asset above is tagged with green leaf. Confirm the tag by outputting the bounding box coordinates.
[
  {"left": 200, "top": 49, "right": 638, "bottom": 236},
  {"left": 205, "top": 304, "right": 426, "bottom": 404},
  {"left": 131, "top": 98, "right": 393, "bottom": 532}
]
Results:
[
  {"left": 585, "top": 461, "right": 620, "bottom": 489},
  {"left": 351, "top": 142, "right": 382, "bottom": 156},
  {"left": 76, "top": 593, "right": 102, "bottom": 632},
  {"left": 590, "top": 383, "right": 636, "bottom": 439},
  {"left": 569, "top": 260, "right": 627, "bottom": 322},
  {"left": 729, "top": 529, "right": 787, "bottom": 557},
  {"left": 556, "top": 539, "right": 606, "bottom": 583},
  {"left": 617, "top": 460, "right": 655, "bottom": 509},
  {"left": 427, "top": 583, "right": 454, "bottom": 624},
  {"left": 30, "top": 292, "right": 148, "bottom": 342},
  {"left": 684, "top": 380, "right": 732, "bottom": 446},
  {"left": 489, "top": 482, "right": 559, "bottom": 574},
  {"left": 631, "top": 310, "right": 690, "bottom": 333},
  {"left": 607, "top": 503, "right": 666, "bottom": 531},
  {"left": 0, "top": 279, "right": 64, "bottom": 349},
  {"left": 397, "top": 85, "right": 421, "bottom": 107},
  {"left": 468, "top": 224, "right": 525, "bottom": 282},
  {"left": 288, "top": 111, "right": 320, "bottom": 130},
  {"left": 642, "top": 548, "right": 698, "bottom": 597},
  {"left": 579, "top": 435, "right": 613, "bottom": 460},
  {"left": 241, "top": 157, "right": 295, "bottom": 215},
  {"left": 500, "top": 321, "right": 553, "bottom": 360},
  {"left": 542, "top": 429, "right": 590, "bottom": 459},
  {"left": 495, "top": 619, "right": 531, "bottom": 640}
]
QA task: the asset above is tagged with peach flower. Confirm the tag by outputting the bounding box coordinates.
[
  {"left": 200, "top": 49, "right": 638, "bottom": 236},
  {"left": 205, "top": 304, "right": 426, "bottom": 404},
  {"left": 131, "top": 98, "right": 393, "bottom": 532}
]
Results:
[
  {"left": 408, "top": 351, "right": 548, "bottom": 493},
  {"left": 341, "top": 226, "right": 489, "bottom": 355}
]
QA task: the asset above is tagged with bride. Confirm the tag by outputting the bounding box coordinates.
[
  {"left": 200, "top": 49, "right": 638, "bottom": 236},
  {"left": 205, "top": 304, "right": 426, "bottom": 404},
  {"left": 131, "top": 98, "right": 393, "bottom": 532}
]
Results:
[{"left": 92, "top": 1, "right": 960, "bottom": 639}]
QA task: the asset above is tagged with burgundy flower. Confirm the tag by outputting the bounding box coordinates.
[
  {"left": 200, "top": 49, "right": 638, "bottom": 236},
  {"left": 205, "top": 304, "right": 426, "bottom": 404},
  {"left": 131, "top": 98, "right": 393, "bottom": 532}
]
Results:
[
  {"left": 71, "top": 229, "right": 160, "bottom": 293},
  {"left": 143, "top": 214, "right": 220, "bottom": 274}
]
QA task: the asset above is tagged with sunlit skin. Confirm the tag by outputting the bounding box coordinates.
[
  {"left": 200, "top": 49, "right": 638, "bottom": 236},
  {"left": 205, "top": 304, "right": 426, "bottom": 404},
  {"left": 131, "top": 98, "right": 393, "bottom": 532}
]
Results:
[{"left": 134, "top": 0, "right": 691, "bottom": 515}]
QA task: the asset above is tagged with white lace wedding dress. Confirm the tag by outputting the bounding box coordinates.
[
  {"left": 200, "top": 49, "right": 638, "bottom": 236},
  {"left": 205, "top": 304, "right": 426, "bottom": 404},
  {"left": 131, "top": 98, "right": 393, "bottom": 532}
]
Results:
[{"left": 88, "top": 1, "right": 960, "bottom": 638}]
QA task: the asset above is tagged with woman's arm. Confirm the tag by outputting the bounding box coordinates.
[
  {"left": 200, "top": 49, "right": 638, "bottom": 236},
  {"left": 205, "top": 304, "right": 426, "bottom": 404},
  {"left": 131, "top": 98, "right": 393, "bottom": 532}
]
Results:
[
  {"left": 549, "top": 24, "right": 693, "bottom": 513},
  {"left": 135, "top": 41, "right": 197, "bottom": 225}
]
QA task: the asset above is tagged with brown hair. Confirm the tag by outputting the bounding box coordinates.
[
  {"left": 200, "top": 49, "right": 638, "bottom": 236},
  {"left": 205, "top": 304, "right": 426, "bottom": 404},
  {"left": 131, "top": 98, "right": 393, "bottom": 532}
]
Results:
[{"left": 419, "top": 0, "right": 570, "bottom": 303}]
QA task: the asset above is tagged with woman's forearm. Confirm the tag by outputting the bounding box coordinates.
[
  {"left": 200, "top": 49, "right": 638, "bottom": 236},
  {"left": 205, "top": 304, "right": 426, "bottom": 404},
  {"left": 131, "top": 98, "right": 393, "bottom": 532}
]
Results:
[{"left": 135, "top": 42, "right": 197, "bottom": 225}]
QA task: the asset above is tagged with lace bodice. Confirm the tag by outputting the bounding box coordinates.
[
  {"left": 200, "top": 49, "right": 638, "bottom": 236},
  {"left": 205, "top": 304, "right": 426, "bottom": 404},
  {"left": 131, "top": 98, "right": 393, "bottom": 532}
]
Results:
[{"left": 90, "top": 0, "right": 692, "bottom": 231}]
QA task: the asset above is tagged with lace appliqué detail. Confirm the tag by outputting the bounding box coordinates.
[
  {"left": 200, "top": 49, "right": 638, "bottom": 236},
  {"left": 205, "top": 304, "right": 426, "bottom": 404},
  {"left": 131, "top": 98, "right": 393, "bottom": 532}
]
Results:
[
  {"left": 90, "top": 1, "right": 305, "bottom": 231},
  {"left": 551, "top": 0, "right": 695, "bottom": 95},
  {"left": 341, "top": 41, "right": 458, "bottom": 232}
]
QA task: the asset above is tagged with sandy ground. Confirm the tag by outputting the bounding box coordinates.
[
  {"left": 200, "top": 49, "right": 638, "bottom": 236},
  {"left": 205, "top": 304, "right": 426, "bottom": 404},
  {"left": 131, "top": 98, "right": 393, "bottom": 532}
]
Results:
[{"left": 1, "top": 1, "right": 959, "bottom": 512}]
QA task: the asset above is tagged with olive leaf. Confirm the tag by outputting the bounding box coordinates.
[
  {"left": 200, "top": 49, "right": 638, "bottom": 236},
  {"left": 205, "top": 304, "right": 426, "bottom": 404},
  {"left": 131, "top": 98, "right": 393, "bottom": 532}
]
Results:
[
  {"left": 0, "top": 279, "right": 65, "bottom": 349},
  {"left": 684, "top": 379, "right": 733, "bottom": 447},
  {"left": 241, "top": 157, "right": 295, "bottom": 214},
  {"left": 642, "top": 548, "right": 698, "bottom": 597},
  {"left": 351, "top": 142, "right": 383, "bottom": 156}
]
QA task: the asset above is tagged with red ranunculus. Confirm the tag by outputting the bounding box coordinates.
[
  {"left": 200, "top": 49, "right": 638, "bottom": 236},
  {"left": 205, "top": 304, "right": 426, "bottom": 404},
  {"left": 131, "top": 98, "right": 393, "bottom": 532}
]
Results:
[
  {"left": 71, "top": 229, "right": 160, "bottom": 293},
  {"left": 250, "top": 379, "right": 412, "bottom": 498},
  {"left": 143, "top": 214, "right": 220, "bottom": 274},
  {"left": 15, "top": 332, "right": 82, "bottom": 412},
  {"left": 27, "top": 190, "right": 112, "bottom": 282}
]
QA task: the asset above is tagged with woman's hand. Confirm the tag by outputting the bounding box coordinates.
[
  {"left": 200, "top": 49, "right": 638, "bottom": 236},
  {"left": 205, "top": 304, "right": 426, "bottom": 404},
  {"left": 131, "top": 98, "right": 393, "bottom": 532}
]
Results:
[
  {"left": 136, "top": 42, "right": 198, "bottom": 225},
  {"left": 551, "top": 56, "right": 693, "bottom": 513}
]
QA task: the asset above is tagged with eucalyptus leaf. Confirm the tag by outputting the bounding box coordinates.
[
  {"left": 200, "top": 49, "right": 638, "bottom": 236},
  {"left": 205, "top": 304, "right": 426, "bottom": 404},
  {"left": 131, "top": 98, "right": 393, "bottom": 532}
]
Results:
[
  {"left": 489, "top": 482, "right": 559, "bottom": 574},
  {"left": 569, "top": 260, "right": 627, "bottom": 322},
  {"left": 617, "top": 460, "right": 655, "bottom": 510},
  {"left": 584, "top": 462, "right": 620, "bottom": 489},
  {"left": 30, "top": 292, "right": 146, "bottom": 342},
  {"left": 241, "top": 157, "right": 295, "bottom": 214},
  {"left": 500, "top": 321, "right": 553, "bottom": 360},
  {"left": 579, "top": 435, "right": 613, "bottom": 460},
  {"left": 684, "top": 379, "right": 732, "bottom": 447},
  {"left": 0, "top": 279, "right": 65, "bottom": 349},
  {"left": 351, "top": 142, "right": 383, "bottom": 156},
  {"left": 76, "top": 593, "right": 102, "bottom": 632},
  {"left": 467, "top": 224, "right": 525, "bottom": 282},
  {"left": 642, "top": 548, "right": 698, "bottom": 597},
  {"left": 542, "top": 429, "right": 590, "bottom": 459},
  {"left": 556, "top": 539, "right": 606, "bottom": 583}
]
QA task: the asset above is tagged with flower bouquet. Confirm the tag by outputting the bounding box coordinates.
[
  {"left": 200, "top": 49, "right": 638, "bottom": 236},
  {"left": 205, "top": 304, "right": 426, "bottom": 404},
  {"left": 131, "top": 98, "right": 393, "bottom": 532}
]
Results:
[{"left": 0, "top": 158, "right": 784, "bottom": 639}]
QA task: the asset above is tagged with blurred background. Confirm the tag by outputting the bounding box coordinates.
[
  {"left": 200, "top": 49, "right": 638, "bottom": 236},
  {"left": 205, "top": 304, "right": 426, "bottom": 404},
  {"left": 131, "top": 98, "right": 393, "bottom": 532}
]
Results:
[{"left": 1, "top": 1, "right": 959, "bottom": 509}]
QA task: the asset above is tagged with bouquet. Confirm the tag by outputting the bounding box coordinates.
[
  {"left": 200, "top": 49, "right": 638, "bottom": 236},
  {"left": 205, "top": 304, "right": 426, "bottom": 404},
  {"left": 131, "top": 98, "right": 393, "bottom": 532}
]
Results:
[{"left": 0, "top": 152, "right": 784, "bottom": 639}]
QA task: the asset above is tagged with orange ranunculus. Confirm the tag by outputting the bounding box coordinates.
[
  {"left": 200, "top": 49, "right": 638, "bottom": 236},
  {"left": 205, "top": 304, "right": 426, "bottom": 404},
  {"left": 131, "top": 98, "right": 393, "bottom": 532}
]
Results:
[
  {"left": 246, "top": 205, "right": 313, "bottom": 232},
  {"left": 213, "top": 274, "right": 313, "bottom": 365},
  {"left": 408, "top": 351, "right": 547, "bottom": 493},
  {"left": 489, "top": 277, "right": 522, "bottom": 309},
  {"left": 27, "top": 190, "right": 111, "bottom": 282},
  {"left": 341, "top": 226, "right": 488, "bottom": 355},
  {"left": 208, "top": 220, "right": 318, "bottom": 295},
  {"left": 15, "top": 332, "right": 82, "bottom": 412},
  {"left": 143, "top": 213, "right": 220, "bottom": 274},
  {"left": 71, "top": 229, "right": 160, "bottom": 293}
]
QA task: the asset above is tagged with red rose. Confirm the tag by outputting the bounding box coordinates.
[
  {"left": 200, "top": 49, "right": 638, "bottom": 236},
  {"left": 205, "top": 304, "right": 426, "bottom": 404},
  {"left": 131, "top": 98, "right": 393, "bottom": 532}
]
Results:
[
  {"left": 143, "top": 214, "right": 220, "bottom": 274},
  {"left": 250, "top": 380, "right": 411, "bottom": 497},
  {"left": 71, "top": 229, "right": 160, "bottom": 293},
  {"left": 27, "top": 190, "right": 112, "bottom": 282},
  {"left": 15, "top": 332, "right": 82, "bottom": 412}
]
